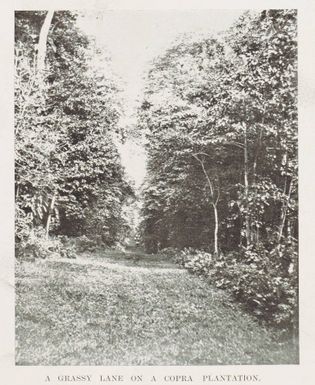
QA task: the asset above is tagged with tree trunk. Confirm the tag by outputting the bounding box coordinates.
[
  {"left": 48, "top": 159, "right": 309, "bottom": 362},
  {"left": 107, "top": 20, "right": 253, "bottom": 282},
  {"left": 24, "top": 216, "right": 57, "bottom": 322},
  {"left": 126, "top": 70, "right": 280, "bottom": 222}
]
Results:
[
  {"left": 46, "top": 191, "right": 56, "bottom": 239},
  {"left": 15, "top": 11, "right": 54, "bottom": 134},
  {"left": 192, "top": 153, "right": 220, "bottom": 257},
  {"left": 278, "top": 178, "right": 293, "bottom": 246},
  {"left": 212, "top": 202, "right": 219, "bottom": 257},
  {"left": 243, "top": 122, "right": 251, "bottom": 248},
  {"left": 37, "top": 11, "right": 54, "bottom": 76},
  {"left": 16, "top": 184, "right": 20, "bottom": 200},
  {"left": 252, "top": 105, "right": 266, "bottom": 183}
]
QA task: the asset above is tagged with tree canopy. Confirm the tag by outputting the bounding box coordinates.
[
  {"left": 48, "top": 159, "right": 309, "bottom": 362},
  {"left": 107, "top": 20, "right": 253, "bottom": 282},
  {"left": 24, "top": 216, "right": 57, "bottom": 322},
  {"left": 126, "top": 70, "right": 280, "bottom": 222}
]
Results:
[
  {"left": 15, "top": 11, "right": 133, "bottom": 250},
  {"left": 139, "top": 10, "right": 297, "bottom": 255}
]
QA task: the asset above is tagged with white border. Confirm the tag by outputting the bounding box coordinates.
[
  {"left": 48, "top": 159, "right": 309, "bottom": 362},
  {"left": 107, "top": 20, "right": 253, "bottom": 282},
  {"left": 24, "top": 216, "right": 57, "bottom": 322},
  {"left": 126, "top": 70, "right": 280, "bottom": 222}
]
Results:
[{"left": 1, "top": 1, "right": 315, "bottom": 384}]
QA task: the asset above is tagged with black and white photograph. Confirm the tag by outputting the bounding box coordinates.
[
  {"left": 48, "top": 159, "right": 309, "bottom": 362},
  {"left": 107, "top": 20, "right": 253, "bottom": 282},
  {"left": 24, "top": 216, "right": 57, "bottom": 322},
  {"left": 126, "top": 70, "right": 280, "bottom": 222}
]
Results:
[{"left": 13, "top": 7, "right": 299, "bottom": 367}]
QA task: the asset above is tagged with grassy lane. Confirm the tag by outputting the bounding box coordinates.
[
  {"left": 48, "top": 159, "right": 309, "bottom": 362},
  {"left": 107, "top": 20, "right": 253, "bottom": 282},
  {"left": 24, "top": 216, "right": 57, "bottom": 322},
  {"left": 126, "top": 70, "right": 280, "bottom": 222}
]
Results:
[{"left": 15, "top": 251, "right": 298, "bottom": 365}]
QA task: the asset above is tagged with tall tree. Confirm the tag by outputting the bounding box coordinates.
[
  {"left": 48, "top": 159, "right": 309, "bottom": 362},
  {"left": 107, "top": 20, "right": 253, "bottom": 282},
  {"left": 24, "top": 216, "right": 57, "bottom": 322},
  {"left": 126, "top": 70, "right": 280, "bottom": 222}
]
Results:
[
  {"left": 15, "top": 11, "right": 132, "bottom": 250},
  {"left": 139, "top": 10, "right": 297, "bottom": 256},
  {"left": 37, "top": 10, "right": 54, "bottom": 75}
]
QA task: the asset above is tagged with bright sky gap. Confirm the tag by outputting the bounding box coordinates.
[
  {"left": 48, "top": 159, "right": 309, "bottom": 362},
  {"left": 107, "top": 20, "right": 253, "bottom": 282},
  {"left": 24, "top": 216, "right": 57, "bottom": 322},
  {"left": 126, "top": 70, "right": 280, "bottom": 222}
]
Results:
[{"left": 77, "top": 10, "right": 243, "bottom": 188}]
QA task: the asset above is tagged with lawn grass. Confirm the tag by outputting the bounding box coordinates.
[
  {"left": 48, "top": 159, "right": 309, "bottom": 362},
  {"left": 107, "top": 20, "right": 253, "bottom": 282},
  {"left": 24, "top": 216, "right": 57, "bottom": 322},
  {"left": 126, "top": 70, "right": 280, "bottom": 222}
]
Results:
[{"left": 15, "top": 250, "right": 298, "bottom": 365}]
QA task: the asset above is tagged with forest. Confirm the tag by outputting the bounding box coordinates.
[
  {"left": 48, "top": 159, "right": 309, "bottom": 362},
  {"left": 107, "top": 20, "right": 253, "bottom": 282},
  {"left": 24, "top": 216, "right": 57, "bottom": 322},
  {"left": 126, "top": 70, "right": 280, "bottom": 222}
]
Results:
[
  {"left": 139, "top": 9, "right": 297, "bottom": 328},
  {"left": 15, "top": 9, "right": 298, "bottom": 365},
  {"left": 15, "top": 11, "right": 133, "bottom": 254}
]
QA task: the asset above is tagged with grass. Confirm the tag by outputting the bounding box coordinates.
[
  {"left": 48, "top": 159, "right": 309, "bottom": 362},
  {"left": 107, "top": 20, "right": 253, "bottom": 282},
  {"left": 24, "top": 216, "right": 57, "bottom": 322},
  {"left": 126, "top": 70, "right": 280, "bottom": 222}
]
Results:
[{"left": 15, "top": 249, "right": 299, "bottom": 365}]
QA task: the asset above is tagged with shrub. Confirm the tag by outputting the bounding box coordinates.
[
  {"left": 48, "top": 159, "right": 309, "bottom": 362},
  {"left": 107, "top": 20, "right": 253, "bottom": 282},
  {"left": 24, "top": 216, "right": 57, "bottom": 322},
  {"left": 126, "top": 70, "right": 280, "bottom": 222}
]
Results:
[
  {"left": 15, "top": 206, "right": 33, "bottom": 244},
  {"left": 175, "top": 243, "right": 298, "bottom": 329},
  {"left": 16, "top": 227, "right": 63, "bottom": 260},
  {"left": 159, "top": 247, "right": 180, "bottom": 258},
  {"left": 75, "top": 235, "right": 99, "bottom": 253},
  {"left": 178, "top": 248, "right": 213, "bottom": 275},
  {"left": 15, "top": 229, "right": 78, "bottom": 260},
  {"left": 73, "top": 234, "right": 111, "bottom": 253}
]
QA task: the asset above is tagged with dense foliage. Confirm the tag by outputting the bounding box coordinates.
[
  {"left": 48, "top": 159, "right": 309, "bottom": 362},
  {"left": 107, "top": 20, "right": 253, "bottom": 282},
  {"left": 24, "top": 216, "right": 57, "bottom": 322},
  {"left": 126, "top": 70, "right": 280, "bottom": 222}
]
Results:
[
  {"left": 173, "top": 246, "right": 298, "bottom": 329},
  {"left": 139, "top": 10, "right": 297, "bottom": 327},
  {"left": 15, "top": 11, "right": 132, "bottom": 256}
]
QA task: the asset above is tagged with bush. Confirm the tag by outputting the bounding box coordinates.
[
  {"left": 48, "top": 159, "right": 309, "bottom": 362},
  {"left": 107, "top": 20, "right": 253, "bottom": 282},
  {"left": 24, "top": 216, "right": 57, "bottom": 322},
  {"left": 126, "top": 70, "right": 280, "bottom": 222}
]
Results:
[
  {"left": 15, "top": 228, "right": 78, "bottom": 260},
  {"left": 74, "top": 235, "right": 108, "bottom": 253},
  {"left": 16, "top": 227, "right": 63, "bottom": 260},
  {"left": 175, "top": 244, "right": 298, "bottom": 329},
  {"left": 15, "top": 206, "right": 33, "bottom": 244},
  {"left": 159, "top": 247, "right": 180, "bottom": 258},
  {"left": 177, "top": 248, "right": 213, "bottom": 275}
]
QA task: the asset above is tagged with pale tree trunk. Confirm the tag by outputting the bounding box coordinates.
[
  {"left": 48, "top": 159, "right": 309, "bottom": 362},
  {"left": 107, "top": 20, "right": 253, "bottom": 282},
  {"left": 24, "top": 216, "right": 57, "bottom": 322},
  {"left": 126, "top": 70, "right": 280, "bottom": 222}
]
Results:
[
  {"left": 212, "top": 202, "right": 219, "bottom": 256},
  {"left": 15, "top": 11, "right": 54, "bottom": 134},
  {"left": 15, "top": 10, "right": 54, "bottom": 135},
  {"left": 278, "top": 178, "right": 293, "bottom": 247},
  {"left": 252, "top": 105, "right": 266, "bottom": 182},
  {"left": 46, "top": 191, "right": 56, "bottom": 239},
  {"left": 16, "top": 184, "right": 20, "bottom": 200},
  {"left": 252, "top": 112, "right": 265, "bottom": 247},
  {"left": 193, "top": 154, "right": 220, "bottom": 258},
  {"left": 38, "top": 10, "right": 55, "bottom": 241},
  {"left": 243, "top": 122, "right": 251, "bottom": 248},
  {"left": 37, "top": 10, "right": 54, "bottom": 76}
]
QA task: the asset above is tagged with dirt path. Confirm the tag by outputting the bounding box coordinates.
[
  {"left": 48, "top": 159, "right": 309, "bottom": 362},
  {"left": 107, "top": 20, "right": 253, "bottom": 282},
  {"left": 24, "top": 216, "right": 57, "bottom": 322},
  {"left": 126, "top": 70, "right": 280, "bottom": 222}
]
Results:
[{"left": 15, "top": 250, "right": 298, "bottom": 365}]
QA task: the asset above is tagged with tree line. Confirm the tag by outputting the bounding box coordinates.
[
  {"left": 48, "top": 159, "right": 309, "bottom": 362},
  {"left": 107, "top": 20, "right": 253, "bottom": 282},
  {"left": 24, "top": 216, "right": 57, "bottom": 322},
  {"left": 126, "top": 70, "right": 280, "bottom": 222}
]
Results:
[
  {"left": 15, "top": 11, "right": 133, "bottom": 256},
  {"left": 139, "top": 10, "right": 297, "bottom": 257},
  {"left": 138, "top": 10, "right": 298, "bottom": 328}
]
